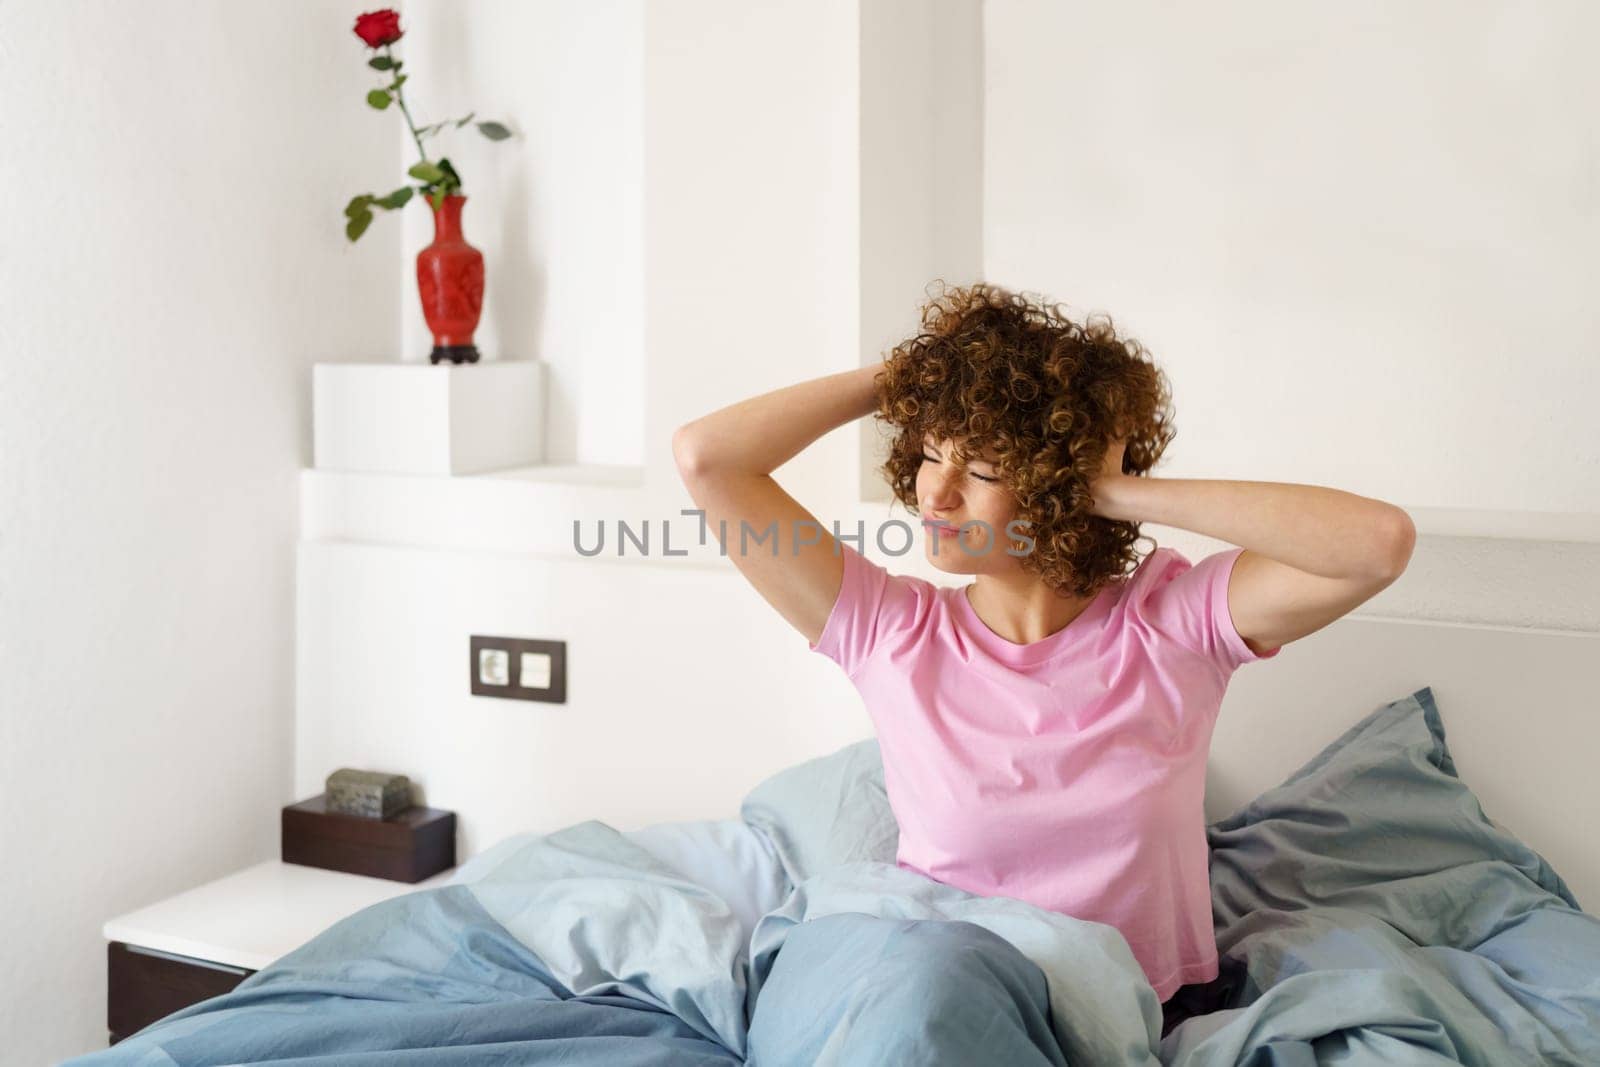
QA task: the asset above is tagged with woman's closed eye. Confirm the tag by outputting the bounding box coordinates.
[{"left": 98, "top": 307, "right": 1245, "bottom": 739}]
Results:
[{"left": 922, "top": 452, "right": 998, "bottom": 483}]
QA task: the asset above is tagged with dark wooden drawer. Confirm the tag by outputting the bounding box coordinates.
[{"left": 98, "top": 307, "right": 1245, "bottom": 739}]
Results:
[{"left": 107, "top": 940, "right": 255, "bottom": 1045}]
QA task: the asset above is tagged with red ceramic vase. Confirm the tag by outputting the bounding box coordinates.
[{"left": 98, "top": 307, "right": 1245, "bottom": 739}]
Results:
[{"left": 416, "top": 194, "right": 485, "bottom": 364}]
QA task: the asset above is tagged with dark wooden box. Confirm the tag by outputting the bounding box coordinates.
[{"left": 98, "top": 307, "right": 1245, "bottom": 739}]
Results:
[{"left": 282, "top": 793, "right": 455, "bottom": 883}]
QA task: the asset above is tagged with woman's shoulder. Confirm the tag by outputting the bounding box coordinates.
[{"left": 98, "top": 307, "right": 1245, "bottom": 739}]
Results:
[
  {"left": 1098, "top": 546, "right": 1217, "bottom": 632},
  {"left": 841, "top": 540, "right": 943, "bottom": 595},
  {"left": 1110, "top": 544, "right": 1263, "bottom": 669},
  {"left": 810, "top": 541, "right": 946, "bottom": 672},
  {"left": 1105, "top": 545, "right": 1190, "bottom": 600}
]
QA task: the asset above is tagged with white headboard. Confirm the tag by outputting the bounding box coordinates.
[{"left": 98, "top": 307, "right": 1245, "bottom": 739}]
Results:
[
  {"left": 296, "top": 539, "right": 1599, "bottom": 913},
  {"left": 1207, "top": 614, "right": 1600, "bottom": 913}
]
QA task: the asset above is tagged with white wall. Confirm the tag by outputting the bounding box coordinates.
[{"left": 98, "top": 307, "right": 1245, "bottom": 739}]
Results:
[
  {"left": 295, "top": 543, "right": 869, "bottom": 855},
  {"left": 982, "top": 0, "right": 1600, "bottom": 521},
  {"left": 0, "top": 2, "right": 397, "bottom": 1061},
  {"left": 395, "top": 0, "right": 645, "bottom": 470},
  {"left": 858, "top": 0, "right": 984, "bottom": 500},
  {"left": 641, "top": 0, "right": 864, "bottom": 505}
]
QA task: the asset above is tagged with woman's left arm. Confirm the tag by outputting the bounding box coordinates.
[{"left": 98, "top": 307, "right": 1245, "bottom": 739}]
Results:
[{"left": 1089, "top": 442, "right": 1416, "bottom": 656}]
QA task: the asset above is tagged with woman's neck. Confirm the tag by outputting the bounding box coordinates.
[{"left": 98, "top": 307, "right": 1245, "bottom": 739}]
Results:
[{"left": 964, "top": 574, "right": 1102, "bottom": 646}]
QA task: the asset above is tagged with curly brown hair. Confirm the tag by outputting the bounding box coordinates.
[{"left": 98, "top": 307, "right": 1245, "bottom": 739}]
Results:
[{"left": 875, "top": 280, "right": 1176, "bottom": 597}]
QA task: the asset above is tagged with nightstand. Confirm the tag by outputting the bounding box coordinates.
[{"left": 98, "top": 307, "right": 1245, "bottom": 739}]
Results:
[{"left": 103, "top": 859, "right": 455, "bottom": 1045}]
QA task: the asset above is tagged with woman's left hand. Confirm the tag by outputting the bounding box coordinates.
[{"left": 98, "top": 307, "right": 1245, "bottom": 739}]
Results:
[{"left": 1088, "top": 438, "right": 1130, "bottom": 518}]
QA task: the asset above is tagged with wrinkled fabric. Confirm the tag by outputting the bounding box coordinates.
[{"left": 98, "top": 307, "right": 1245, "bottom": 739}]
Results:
[
  {"left": 747, "top": 861, "right": 1163, "bottom": 1065},
  {"left": 1172, "top": 687, "right": 1600, "bottom": 1065},
  {"left": 64, "top": 821, "right": 1157, "bottom": 1065},
  {"left": 63, "top": 690, "right": 1600, "bottom": 1066},
  {"left": 62, "top": 877, "right": 743, "bottom": 1067},
  {"left": 745, "top": 913, "right": 1068, "bottom": 1067}
]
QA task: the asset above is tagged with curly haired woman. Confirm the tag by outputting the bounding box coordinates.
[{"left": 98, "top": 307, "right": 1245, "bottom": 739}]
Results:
[{"left": 673, "top": 281, "right": 1415, "bottom": 1049}]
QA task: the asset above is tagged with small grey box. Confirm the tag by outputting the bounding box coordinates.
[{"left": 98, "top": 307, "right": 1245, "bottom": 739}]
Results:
[{"left": 325, "top": 769, "right": 412, "bottom": 820}]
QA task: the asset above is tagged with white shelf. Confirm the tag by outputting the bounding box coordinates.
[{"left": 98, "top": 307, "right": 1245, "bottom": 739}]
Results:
[
  {"left": 1399, "top": 507, "right": 1600, "bottom": 544},
  {"left": 480, "top": 463, "right": 645, "bottom": 488},
  {"left": 851, "top": 493, "right": 1600, "bottom": 546},
  {"left": 299, "top": 463, "right": 666, "bottom": 558},
  {"left": 303, "top": 454, "right": 1600, "bottom": 560}
]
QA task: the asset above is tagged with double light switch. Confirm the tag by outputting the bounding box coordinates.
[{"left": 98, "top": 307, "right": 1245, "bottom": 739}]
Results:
[{"left": 470, "top": 636, "right": 566, "bottom": 703}]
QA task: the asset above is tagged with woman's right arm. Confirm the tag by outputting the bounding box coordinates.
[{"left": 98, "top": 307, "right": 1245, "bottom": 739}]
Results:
[{"left": 671, "top": 362, "right": 885, "bottom": 647}]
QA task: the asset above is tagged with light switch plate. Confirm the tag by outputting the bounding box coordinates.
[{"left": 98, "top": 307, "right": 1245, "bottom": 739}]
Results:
[
  {"left": 469, "top": 636, "right": 566, "bottom": 703},
  {"left": 518, "top": 652, "right": 552, "bottom": 689}
]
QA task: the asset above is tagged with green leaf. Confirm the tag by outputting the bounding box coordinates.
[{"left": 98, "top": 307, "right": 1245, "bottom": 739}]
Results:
[
  {"left": 376, "top": 186, "right": 414, "bottom": 210},
  {"left": 408, "top": 161, "right": 445, "bottom": 183},
  {"left": 345, "top": 211, "right": 373, "bottom": 242},
  {"left": 453, "top": 111, "right": 477, "bottom": 128},
  {"left": 367, "top": 56, "right": 395, "bottom": 71},
  {"left": 435, "top": 158, "right": 463, "bottom": 193},
  {"left": 391, "top": 73, "right": 408, "bottom": 91},
  {"left": 476, "top": 121, "right": 511, "bottom": 141},
  {"left": 366, "top": 89, "right": 392, "bottom": 110},
  {"left": 344, "top": 194, "right": 376, "bottom": 218}
]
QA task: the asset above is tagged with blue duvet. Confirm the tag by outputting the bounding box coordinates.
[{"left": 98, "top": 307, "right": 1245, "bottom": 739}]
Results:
[
  {"left": 63, "top": 689, "right": 1600, "bottom": 1065},
  {"left": 66, "top": 822, "right": 1146, "bottom": 1066}
]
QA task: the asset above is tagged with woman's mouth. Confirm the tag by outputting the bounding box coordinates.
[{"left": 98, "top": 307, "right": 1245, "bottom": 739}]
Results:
[{"left": 922, "top": 519, "right": 960, "bottom": 538}]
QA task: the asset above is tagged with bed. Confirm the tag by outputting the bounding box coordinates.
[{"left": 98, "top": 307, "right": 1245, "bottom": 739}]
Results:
[{"left": 63, "top": 614, "right": 1600, "bottom": 1066}]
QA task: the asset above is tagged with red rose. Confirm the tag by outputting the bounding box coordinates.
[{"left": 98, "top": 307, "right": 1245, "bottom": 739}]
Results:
[{"left": 353, "top": 9, "right": 403, "bottom": 49}]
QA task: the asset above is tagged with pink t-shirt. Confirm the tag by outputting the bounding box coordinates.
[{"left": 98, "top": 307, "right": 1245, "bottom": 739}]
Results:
[{"left": 808, "top": 542, "right": 1280, "bottom": 1001}]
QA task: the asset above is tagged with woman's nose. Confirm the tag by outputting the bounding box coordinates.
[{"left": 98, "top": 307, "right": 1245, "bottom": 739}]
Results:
[{"left": 923, "top": 470, "right": 964, "bottom": 509}]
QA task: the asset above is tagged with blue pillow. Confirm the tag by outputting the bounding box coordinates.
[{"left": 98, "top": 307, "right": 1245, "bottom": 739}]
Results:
[
  {"left": 1181, "top": 687, "right": 1600, "bottom": 1063},
  {"left": 738, "top": 739, "right": 898, "bottom": 890},
  {"left": 1208, "top": 685, "right": 1580, "bottom": 942}
]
